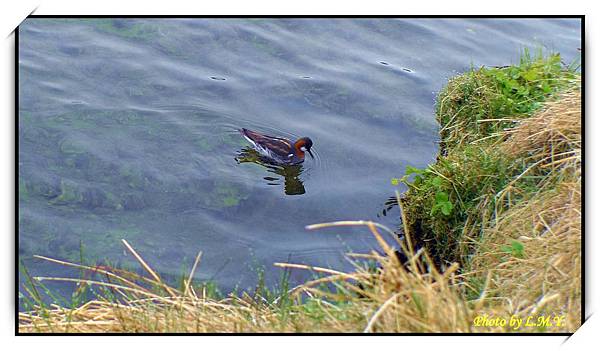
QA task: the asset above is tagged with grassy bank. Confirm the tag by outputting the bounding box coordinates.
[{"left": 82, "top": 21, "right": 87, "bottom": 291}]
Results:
[{"left": 19, "top": 52, "right": 581, "bottom": 333}]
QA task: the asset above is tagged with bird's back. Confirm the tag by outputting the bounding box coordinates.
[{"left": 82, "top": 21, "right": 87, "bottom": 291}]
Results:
[{"left": 240, "top": 128, "right": 301, "bottom": 164}]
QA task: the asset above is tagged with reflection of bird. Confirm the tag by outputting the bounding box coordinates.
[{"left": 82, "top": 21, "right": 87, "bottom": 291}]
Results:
[
  {"left": 240, "top": 128, "right": 314, "bottom": 165},
  {"left": 236, "top": 147, "right": 306, "bottom": 196}
]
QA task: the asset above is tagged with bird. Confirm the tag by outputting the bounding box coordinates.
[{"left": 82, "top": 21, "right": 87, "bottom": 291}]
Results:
[{"left": 240, "top": 128, "right": 314, "bottom": 165}]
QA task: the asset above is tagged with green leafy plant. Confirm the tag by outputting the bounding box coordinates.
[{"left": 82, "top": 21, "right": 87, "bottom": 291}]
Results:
[
  {"left": 401, "top": 166, "right": 454, "bottom": 217},
  {"left": 400, "top": 165, "right": 426, "bottom": 188},
  {"left": 482, "top": 49, "right": 573, "bottom": 115},
  {"left": 500, "top": 240, "right": 525, "bottom": 259},
  {"left": 431, "top": 190, "right": 453, "bottom": 216}
]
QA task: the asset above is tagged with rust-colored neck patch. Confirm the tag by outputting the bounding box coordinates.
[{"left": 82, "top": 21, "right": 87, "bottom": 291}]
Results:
[{"left": 294, "top": 139, "right": 306, "bottom": 157}]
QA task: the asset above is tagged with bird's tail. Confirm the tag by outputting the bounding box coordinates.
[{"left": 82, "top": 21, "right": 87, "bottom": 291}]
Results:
[{"left": 239, "top": 128, "right": 255, "bottom": 145}]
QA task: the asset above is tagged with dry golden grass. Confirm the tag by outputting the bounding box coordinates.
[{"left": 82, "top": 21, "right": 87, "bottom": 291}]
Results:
[
  {"left": 501, "top": 89, "right": 581, "bottom": 164},
  {"left": 19, "top": 86, "right": 581, "bottom": 334},
  {"left": 19, "top": 222, "right": 474, "bottom": 333},
  {"left": 469, "top": 86, "right": 582, "bottom": 332}
]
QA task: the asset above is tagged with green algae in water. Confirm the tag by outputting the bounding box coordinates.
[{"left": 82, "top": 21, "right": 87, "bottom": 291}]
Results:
[
  {"left": 195, "top": 133, "right": 247, "bottom": 153},
  {"left": 194, "top": 137, "right": 215, "bottom": 152},
  {"left": 222, "top": 195, "right": 240, "bottom": 207},
  {"left": 221, "top": 133, "right": 248, "bottom": 148},
  {"left": 50, "top": 180, "right": 83, "bottom": 206},
  {"left": 202, "top": 180, "right": 250, "bottom": 209},
  {"left": 20, "top": 112, "right": 34, "bottom": 125},
  {"left": 250, "top": 34, "right": 282, "bottom": 56},
  {"left": 59, "top": 138, "right": 87, "bottom": 155},
  {"left": 101, "top": 228, "right": 143, "bottom": 245},
  {"left": 90, "top": 19, "right": 186, "bottom": 58},
  {"left": 215, "top": 181, "right": 247, "bottom": 208},
  {"left": 50, "top": 112, "right": 97, "bottom": 131},
  {"left": 19, "top": 178, "right": 29, "bottom": 202},
  {"left": 119, "top": 165, "right": 149, "bottom": 190},
  {"left": 104, "top": 192, "right": 123, "bottom": 211},
  {"left": 93, "top": 19, "right": 161, "bottom": 42}
]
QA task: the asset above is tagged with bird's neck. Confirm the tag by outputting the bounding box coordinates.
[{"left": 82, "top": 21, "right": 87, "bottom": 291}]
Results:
[{"left": 294, "top": 141, "right": 305, "bottom": 157}]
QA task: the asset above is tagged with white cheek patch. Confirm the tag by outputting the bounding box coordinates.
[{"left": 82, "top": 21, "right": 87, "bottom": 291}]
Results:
[{"left": 300, "top": 146, "right": 307, "bottom": 152}]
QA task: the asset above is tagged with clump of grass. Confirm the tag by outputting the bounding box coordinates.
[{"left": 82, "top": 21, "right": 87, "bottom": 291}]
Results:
[
  {"left": 19, "top": 212, "right": 579, "bottom": 333},
  {"left": 500, "top": 89, "right": 581, "bottom": 168},
  {"left": 400, "top": 144, "right": 515, "bottom": 266},
  {"left": 17, "top": 222, "right": 458, "bottom": 332},
  {"left": 397, "top": 73, "right": 581, "bottom": 332},
  {"left": 17, "top": 219, "right": 476, "bottom": 333},
  {"left": 469, "top": 89, "right": 581, "bottom": 331},
  {"left": 436, "top": 49, "right": 577, "bottom": 152},
  {"left": 400, "top": 51, "right": 580, "bottom": 267}
]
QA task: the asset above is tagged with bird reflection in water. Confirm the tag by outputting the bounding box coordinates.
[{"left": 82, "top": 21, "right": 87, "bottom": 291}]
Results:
[{"left": 235, "top": 147, "right": 306, "bottom": 195}]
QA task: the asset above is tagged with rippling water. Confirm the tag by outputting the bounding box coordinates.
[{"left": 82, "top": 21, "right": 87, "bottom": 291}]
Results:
[{"left": 18, "top": 18, "right": 581, "bottom": 301}]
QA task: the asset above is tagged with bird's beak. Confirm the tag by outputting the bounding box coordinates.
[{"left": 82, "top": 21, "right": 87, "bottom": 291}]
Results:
[{"left": 307, "top": 150, "right": 314, "bottom": 159}]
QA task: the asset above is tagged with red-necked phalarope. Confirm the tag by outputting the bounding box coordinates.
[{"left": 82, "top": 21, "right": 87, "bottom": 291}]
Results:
[{"left": 240, "top": 128, "right": 314, "bottom": 165}]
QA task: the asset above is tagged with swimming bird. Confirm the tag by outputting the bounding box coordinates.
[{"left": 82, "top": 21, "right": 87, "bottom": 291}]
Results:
[{"left": 240, "top": 128, "right": 314, "bottom": 165}]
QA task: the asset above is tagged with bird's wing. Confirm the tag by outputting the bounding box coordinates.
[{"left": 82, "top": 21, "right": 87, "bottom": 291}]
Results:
[{"left": 242, "top": 129, "right": 293, "bottom": 157}]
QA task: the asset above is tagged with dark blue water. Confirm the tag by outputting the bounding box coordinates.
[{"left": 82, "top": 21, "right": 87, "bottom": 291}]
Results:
[{"left": 18, "top": 18, "right": 581, "bottom": 302}]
